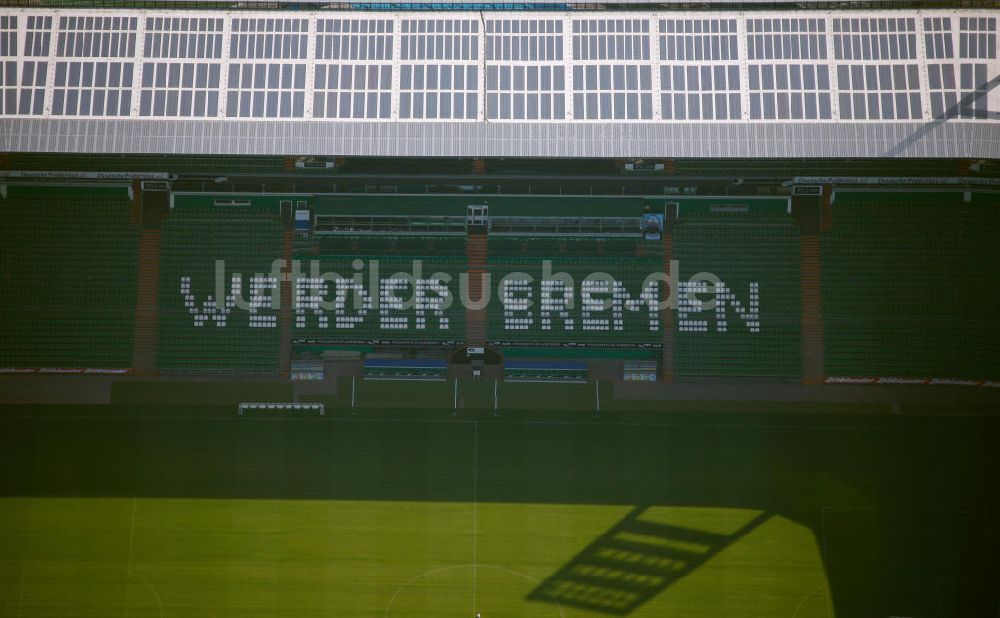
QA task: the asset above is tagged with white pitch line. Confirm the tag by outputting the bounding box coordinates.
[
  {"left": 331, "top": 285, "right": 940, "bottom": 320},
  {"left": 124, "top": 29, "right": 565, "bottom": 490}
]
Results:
[
  {"left": 820, "top": 505, "right": 986, "bottom": 514},
  {"left": 974, "top": 431, "right": 996, "bottom": 550},
  {"left": 472, "top": 420, "right": 479, "bottom": 616},
  {"left": 384, "top": 563, "right": 565, "bottom": 618},
  {"left": 790, "top": 582, "right": 829, "bottom": 618},
  {"left": 125, "top": 496, "right": 137, "bottom": 618},
  {"left": 936, "top": 577, "right": 945, "bottom": 618},
  {"left": 16, "top": 560, "right": 25, "bottom": 618},
  {"left": 9, "top": 414, "right": 984, "bottom": 432},
  {"left": 819, "top": 504, "right": 829, "bottom": 579},
  {"left": 6, "top": 414, "right": 989, "bottom": 434}
]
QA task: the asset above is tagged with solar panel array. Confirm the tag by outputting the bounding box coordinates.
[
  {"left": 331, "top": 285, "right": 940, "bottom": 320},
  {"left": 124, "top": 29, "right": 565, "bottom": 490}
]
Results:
[
  {"left": 139, "top": 18, "right": 220, "bottom": 118},
  {"left": 0, "top": 8, "right": 996, "bottom": 159},
  {"left": 0, "top": 8, "right": 996, "bottom": 124}
]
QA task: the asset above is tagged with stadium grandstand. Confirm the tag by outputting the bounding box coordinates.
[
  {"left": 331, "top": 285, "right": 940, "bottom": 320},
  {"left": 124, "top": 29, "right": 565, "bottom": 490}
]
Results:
[
  {"left": 1, "top": 0, "right": 998, "bottom": 385},
  {"left": 0, "top": 0, "right": 999, "bottom": 616}
]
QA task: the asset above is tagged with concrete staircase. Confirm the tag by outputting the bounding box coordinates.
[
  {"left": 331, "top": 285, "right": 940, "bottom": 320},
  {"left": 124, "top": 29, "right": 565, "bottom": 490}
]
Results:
[
  {"left": 821, "top": 185, "right": 833, "bottom": 231},
  {"left": 128, "top": 180, "right": 142, "bottom": 226},
  {"left": 465, "top": 232, "right": 488, "bottom": 348},
  {"left": 660, "top": 228, "right": 674, "bottom": 383},
  {"left": 279, "top": 228, "right": 293, "bottom": 378},
  {"left": 801, "top": 234, "right": 825, "bottom": 384},
  {"left": 131, "top": 229, "right": 161, "bottom": 376}
]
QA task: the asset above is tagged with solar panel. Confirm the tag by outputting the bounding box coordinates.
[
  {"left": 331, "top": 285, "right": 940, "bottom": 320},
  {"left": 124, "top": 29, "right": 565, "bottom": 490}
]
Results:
[{"left": 0, "top": 7, "right": 996, "bottom": 156}]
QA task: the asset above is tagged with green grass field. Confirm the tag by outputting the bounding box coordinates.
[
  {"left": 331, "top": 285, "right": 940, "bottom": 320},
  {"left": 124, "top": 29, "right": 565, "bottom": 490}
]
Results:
[{"left": 1, "top": 386, "right": 998, "bottom": 617}]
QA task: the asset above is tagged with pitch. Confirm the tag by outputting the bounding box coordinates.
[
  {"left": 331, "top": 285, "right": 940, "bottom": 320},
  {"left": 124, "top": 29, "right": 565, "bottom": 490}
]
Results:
[{"left": 0, "top": 388, "right": 996, "bottom": 617}]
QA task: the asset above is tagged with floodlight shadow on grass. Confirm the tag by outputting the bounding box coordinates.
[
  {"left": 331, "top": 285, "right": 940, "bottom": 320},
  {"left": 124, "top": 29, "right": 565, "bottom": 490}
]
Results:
[{"left": 526, "top": 505, "right": 770, "bottom": 615}]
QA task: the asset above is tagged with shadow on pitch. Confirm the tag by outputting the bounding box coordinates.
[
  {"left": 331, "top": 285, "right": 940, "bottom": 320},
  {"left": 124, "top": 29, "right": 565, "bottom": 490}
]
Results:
[{"left": 527, "top": 506, "right": 770, "bottom": 615}]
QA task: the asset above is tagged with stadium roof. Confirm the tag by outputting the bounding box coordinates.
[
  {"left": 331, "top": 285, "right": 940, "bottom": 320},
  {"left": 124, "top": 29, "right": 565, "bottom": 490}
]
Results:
[
  {"left": 0, "top": 7, "right": 997, "bottom": 158},
  {"left": 8, "top": 1, "right": 998, "bottom": 7}
]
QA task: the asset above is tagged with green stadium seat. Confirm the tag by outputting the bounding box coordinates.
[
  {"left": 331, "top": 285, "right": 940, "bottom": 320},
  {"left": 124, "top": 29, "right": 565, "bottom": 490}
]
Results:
[
  {"left": 295, "top": 235, "right": 466, "bottom": 345},
  {"left": 487, "top": 236, "right": 663, "bottom": 347},
  {"left": 673, "top": 211, "right": 801, "bottom": 379},
  {"left": 822, "top": 192, "right": 1000, "bottom": 380},
  {"left": 0, "top": 186, "right": 138, "bottom": 368},
  {"left": 157, "top": 206, "right": 283, "bottom": 374}
]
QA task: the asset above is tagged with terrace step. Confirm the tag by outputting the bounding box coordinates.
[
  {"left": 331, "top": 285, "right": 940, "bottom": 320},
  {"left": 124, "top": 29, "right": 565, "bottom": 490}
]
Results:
[
  {"left": 132, "top": 229, "right": 161, "bottom": 376},
  {"left": 660, "top": 229, "right": 674, "bottom": 383},
  {"left": 279, "top": 228, "right": 294, "bottom": 378},
  {"left": 466, "top": 232, "right": 489, "bottom": 347},
  {"left": 128, "top": 179, "right": 142, "bottom": 226},
  {"left": 800, "top": 234, "right": 824, "bottom": 384},
  {"left": 821, "top": 186, "right": 833, "bottom": 231}
]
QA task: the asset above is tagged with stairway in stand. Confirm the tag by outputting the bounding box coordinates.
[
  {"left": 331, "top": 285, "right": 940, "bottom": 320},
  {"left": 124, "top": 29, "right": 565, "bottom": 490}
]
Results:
[
  {"left": 821, "top": 185, "right": 833, "bottom": 231},
  {"left": 279, "top": 228, "right": 294, "bottom": 378},
  {"left": 660, "top": 229, "right": 674, "bottom": 383},
  {"left": 465, "top": 232, "right": 488, "bottom": 348},
  {"left": 132, "top": 229, "right": 161, "bottom": 376},
  {"left": 128, "top": 180, "right": 142, "bottom": 225},
  {"left": 800, "top": 234, "right": 825, "bottom": 384}
]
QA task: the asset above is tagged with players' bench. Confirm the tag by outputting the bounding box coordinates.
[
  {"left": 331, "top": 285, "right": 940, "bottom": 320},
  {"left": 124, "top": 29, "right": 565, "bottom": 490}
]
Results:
[
  {"left": 363, "top": 358, "right": 448, "bottom": 381},
  {"left": 504, "top": 360, "right": 588, "bottom": 383}
]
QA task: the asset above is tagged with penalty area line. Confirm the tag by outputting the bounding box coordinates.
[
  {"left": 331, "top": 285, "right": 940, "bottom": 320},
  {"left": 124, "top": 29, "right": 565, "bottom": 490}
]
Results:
[
  {"left": 125, "top": 496, "right": 136, "bottom": 617},
  {"left": 472, "top": 420, "right": 478, "bottom": 616}
]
